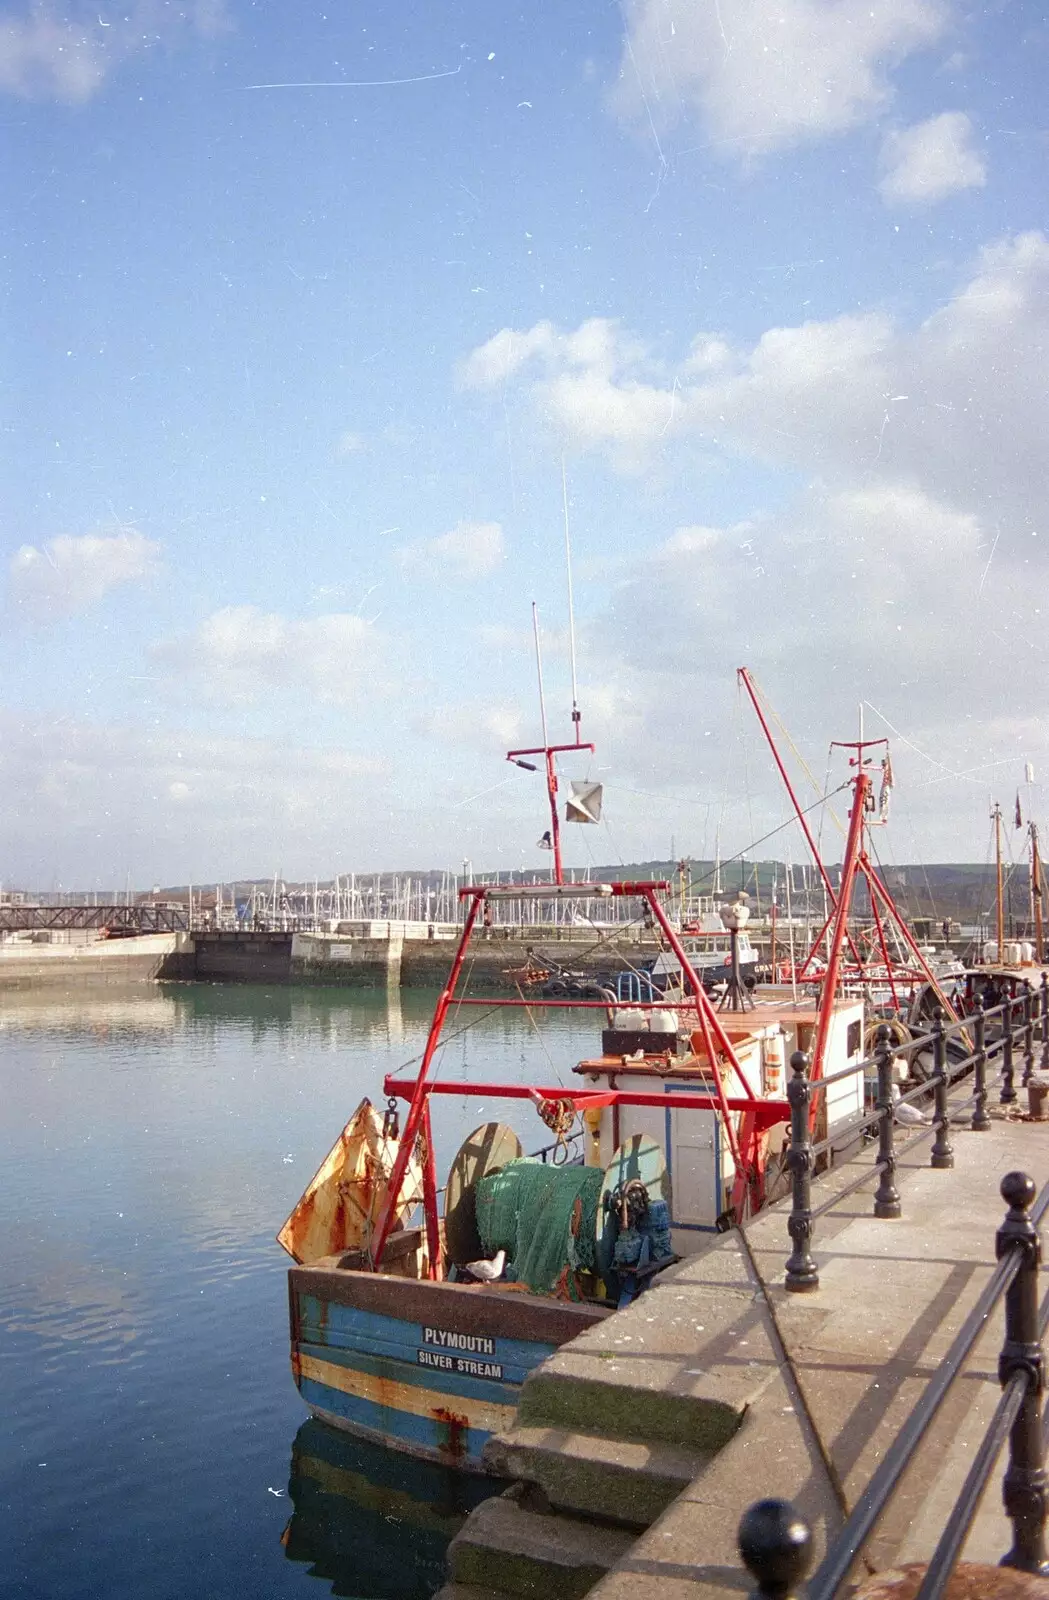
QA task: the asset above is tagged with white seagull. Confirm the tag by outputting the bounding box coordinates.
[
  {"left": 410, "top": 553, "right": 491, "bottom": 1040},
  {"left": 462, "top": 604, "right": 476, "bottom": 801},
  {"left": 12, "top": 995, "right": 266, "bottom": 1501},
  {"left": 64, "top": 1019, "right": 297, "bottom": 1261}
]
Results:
[
  {"left": 464, "top": 1249, "right": 506, "bottom": 1282},
  {"left": 892, "top": 1085, "right": 930, "bottom": 1126}
]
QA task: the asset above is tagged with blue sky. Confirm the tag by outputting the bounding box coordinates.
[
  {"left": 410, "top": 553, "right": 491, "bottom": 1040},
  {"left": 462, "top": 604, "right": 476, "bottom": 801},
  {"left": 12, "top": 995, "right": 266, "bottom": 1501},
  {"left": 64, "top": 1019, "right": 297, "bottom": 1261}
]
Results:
[{"left": 2, "top": 0, "right": 1047, "bottom": 888}]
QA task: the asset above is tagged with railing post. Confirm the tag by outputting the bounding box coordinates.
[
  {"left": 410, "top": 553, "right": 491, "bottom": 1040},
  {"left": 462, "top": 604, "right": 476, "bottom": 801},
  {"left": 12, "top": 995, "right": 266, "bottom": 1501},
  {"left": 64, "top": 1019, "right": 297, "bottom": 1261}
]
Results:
[
  {"left": 873, "top": 1024, "right": 901, "bottom": 1219},
  {"left": 1023, "top": 982, "right": 1036, "bottom": 1086},
  {"left": 996, "top": 1171, "right": 1049, "bottom": 1575},
  {"left": 971, "top": 1000, "right": 991, "bottom": 1132},
  {"left": 785, "top": 1051, "right": 819, "bottom": 1293},
  {"left": 930, "top": 1007, "right": 954, "bottom": 1169},
  {"left": 1041, "top": 972, "right": 1049, "bottom": 1074},
  {"left": 738, "top": 1500, "right": 813, "bottom": 1600},
  {"left": 1002, "top": 995, "right": 1018, "bottom": 1104}
]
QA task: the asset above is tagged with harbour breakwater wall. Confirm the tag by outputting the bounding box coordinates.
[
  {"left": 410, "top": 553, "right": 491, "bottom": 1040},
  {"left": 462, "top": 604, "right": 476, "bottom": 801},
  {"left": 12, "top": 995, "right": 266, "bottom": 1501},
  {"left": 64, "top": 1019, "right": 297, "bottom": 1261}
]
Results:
[
  {"left": 0, "top": 934, "right": 178, "bottom": 991},
  {"left": 155, "top": 928, "right": 667, "bottom": 989}
]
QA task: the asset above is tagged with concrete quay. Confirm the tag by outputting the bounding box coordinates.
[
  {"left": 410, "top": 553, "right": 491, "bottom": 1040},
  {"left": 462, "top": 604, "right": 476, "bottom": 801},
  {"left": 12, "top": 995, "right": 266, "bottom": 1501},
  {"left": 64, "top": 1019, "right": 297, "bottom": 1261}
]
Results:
[
  {"left": 156, "top": 928, "right": 668, "bottom": 989},
  {"left": 0, "top": 932, "right": 176, "bottom": 990},
  {"left": 438, "top": 1098, "right": 1049, "bottom": 1599},
  {"left": 0, "top": 924, "right": 670, "bottom": 995}
]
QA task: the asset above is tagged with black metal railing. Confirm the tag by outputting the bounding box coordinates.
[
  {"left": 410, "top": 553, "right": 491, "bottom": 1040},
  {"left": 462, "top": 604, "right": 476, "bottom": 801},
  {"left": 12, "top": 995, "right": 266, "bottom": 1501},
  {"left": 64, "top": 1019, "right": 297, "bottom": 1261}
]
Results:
[
  {"left": 739, "top": 1172, "right": 1049, "bottom": 1598},
  {"left": 782, "top": 978, "right": 1047, "bottom": 1295}
]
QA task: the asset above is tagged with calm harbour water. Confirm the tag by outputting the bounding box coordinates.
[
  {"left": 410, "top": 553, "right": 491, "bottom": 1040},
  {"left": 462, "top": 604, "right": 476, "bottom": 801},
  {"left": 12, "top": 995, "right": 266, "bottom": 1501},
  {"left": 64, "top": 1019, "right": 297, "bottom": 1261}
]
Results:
[{"left": 0, "top": 982, "right": 595, "bottom": 1600}]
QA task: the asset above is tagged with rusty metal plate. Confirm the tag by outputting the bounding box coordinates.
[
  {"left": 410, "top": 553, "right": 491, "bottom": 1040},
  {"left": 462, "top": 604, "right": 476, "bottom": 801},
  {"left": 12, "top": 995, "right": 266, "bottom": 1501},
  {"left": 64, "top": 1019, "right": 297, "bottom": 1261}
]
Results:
[{"left": 277, "top": 1098, "right": 424, "bottom": 1264}]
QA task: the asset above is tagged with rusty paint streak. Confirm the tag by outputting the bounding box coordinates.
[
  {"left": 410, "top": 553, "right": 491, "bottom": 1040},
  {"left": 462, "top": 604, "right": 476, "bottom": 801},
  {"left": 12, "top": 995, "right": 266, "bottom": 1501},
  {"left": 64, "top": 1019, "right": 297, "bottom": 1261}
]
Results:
[{"left": 432, "top": 1406, "right": 469, "bottom": 1461}]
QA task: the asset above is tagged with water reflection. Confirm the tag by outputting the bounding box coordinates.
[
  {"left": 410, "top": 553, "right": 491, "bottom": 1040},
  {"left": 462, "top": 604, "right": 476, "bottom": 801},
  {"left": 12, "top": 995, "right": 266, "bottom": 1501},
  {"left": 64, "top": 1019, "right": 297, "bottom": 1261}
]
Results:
[
  {"left": 1, "top": 980, "right": 593, "bottom": 1600},
  {"left": 167, "top": 981, "right": 427, "bottom": 1051},
  {"left": 281, "top": 1419, "right": 496, "bottom": 1599},
  {"left": 0, "top": 988, "right": 179, "bottom": 1036},
  {"left": 0, "top": 981, "right": 427, "bottom": 1051}
]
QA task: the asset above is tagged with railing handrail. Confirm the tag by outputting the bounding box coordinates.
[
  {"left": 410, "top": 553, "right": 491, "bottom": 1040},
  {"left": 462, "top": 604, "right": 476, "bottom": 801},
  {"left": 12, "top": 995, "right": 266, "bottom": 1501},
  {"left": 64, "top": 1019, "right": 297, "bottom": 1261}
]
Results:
[
  {"left": 779, "top": 978, "right": 1049, "bottom": 1295},
  {"left": 806, "top": 988, "right": 1026, "bottom": 1101},
  {"left": 739, "top": 1173, "right": 1049, "bottom": 1598}
]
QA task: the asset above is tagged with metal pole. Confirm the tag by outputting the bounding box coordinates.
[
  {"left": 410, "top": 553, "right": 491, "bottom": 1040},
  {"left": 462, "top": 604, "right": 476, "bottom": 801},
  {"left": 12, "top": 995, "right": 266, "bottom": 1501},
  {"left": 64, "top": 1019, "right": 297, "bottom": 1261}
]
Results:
[
  {"left": 1042, "top": 973, "right": 1049, "bottom": 1075},
  {"left": 972, "top": 1001, "right": 991, "bottom": 1132},
  {"left": 369, "top": 891, "right": 484, "bottom": 1268},
  {"left": 808, "top": 769, "right": 870, "bottom": 1085},
  {"left": 930, "top": 1007, "right": 954, "bottom": 1169},
  {"left": 737, "top": 670, "right": 841, "bottom": 912},
  {"left": 1023, "top": 982, "right": 1036, "bottom": 1086},
  {"left": 995, "top": 802, "right": 1005, "bottom": 959},
  {"left": 1034, "top": 825, "right": 1045, "bottom": 964},
  {"left": 785, "top": 1052, "right": 819, "bottom": 1293},
  {"left": 562, "top": 455, "right": 582, "bottom": 743},
  {"left": 1002, "top": 995, "right": 1018, "bottom": 1105},
  {"left": 873, "top": 1025, "right": 901, "bottom": 1218},
  {"left": 997, "top": 1171, "right": 1049, "bottom": 1575},
  {"left": 862, "top": 859, "right": 968, "bottom": 1036},
  {"left": 420, "top": 1100, "right": 441, "bottom": 1281}
]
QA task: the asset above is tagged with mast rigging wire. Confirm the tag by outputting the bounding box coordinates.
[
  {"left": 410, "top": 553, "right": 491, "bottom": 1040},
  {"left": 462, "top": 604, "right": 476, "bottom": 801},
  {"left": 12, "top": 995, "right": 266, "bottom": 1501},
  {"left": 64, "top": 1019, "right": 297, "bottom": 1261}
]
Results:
[
  {"left": 689, "top": 782, "right": 851, "bottom": 892},
  {"left": 561, "top": 456, "right": 581, "bottom": 733}
]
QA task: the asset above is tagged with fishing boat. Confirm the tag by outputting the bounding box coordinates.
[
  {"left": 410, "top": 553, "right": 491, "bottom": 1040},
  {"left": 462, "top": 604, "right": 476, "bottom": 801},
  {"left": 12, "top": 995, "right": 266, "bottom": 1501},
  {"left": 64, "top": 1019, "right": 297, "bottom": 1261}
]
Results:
[{"left": 278, "top": 634, "right": 928, "bottom": 1470}]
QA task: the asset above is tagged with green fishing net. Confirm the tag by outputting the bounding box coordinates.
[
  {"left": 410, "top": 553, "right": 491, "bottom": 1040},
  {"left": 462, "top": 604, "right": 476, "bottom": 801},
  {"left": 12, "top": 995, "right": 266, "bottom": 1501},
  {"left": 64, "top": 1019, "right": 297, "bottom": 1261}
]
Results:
[{"left": 474, "top": 1159, "right": 604, "bottom": 1298}]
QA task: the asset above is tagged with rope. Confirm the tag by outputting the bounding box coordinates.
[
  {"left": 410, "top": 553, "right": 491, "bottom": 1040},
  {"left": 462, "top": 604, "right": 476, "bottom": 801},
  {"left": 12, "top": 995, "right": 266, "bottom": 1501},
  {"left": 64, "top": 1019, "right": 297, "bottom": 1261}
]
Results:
[
  {"left": 513, "top": 978, "right": 567, "bottom": 1088},
  {"left": 753, "top": 673, "right": 847, "bottom": 839},
  {"left": 534, "top": 1095, "right": 577, "bottom": 1164},
  {"left": 816, "top": 744, "right": 833, "bottom": 865},
  {"left": 739, "top": 676, "right": 757, "bottom": 877}
]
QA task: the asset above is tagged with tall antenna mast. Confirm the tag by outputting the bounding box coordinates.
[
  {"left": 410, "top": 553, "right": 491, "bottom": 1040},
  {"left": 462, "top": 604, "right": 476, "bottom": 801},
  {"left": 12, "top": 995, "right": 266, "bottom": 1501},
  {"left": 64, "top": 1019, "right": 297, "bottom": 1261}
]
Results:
[
  {"left": 992, "top": 802, "right": 1004, "bottom": 957},
  {"left": 531, "top": 601, "right": 549, "bottom": 747},
  {"left": 562, "top": 456, "right": 581, "bottom": 743}
]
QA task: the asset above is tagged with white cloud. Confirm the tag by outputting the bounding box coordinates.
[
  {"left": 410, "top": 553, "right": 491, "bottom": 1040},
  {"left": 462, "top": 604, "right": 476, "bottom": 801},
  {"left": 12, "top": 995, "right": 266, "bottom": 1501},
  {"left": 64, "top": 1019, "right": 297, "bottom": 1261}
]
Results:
[
  {"left": 460, "top": 322, "right": 558, "bottom": 388},
  {"left": 660, "top": 524, "right": 724, "bottom": 556},
  {"left": 612, "top": 0, "right": 945, "bottom": 159},
  {"left": 0, "top": 709, "right": 387, "bottom": 883},
  {"left": 576, "top": 478, "right": 1042, "bottom": 852},
  {"left": 456, "top": 236, "right": 1049, "bottom": 857},
  {"left": 397, "top": 520, "right": 506, "bottom": 579},
  {"left": 334, "top": 430, "right": 368, "bottom": 458},
  {"left": 879, "top": 112, "right": 987, "bottom": 204},
  {"left": 0, "top": 1, "right": 229, "bottom": 104},
  {"left": 464, "top": 233, "right": 1049, "bottom": 531},
  {"left": 154, "top": 606, "right": 390, "bottom": 705},
  {"left": 9, "top": 529, "right": 160, "bottom": 617},
  {"left": 465, "top": 318, "right": 680, "bottom": 461},
  {"left": 411, "top": 700, "right": 526, "bottom": 752}
]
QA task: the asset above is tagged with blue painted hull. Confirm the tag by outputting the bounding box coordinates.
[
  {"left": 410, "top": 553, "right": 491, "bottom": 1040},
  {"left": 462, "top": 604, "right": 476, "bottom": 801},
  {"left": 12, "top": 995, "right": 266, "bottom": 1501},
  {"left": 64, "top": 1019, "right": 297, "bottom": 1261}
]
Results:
[{"left": 288, "top": 1267, "right": 607, "bottom": 1471}]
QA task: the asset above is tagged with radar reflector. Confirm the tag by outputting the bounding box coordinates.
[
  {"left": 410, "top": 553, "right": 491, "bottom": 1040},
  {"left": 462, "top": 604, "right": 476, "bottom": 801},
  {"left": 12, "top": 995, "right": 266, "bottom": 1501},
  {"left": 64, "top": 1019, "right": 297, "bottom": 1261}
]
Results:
[{"left": 566, "top": 780, "right": 603, "bottom": 824}]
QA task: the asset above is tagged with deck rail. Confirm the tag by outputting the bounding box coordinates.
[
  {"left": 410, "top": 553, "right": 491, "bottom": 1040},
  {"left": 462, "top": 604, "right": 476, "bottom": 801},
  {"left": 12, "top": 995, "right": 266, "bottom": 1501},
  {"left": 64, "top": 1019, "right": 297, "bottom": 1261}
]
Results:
[{"left": 738, "top": 1172, "right": 1049, "bottom": 1598}]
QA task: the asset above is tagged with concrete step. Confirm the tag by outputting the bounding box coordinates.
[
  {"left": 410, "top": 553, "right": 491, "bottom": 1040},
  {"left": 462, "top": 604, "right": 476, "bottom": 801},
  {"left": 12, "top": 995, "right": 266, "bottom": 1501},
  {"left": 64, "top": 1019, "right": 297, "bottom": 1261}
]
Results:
[
  {"left": 516, "top": 1361, "right": 746, "bottom": 1453},
  {"left": 483, "top": 1425, "right": 711, "bottom": 1528},
  {"left": 514, "top": 1252, "right": 780, "bottom": 1453},
  {"left": 447, "top": 1490, "right": 635, "bottom": 1599}
]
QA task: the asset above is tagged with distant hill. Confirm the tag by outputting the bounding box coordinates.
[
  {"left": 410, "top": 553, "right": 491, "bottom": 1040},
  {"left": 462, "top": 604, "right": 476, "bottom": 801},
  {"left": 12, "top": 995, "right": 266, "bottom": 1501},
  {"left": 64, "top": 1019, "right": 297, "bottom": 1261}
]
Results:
[{"left": 36, "top": 855, "right": 1024, "bottom": 927}]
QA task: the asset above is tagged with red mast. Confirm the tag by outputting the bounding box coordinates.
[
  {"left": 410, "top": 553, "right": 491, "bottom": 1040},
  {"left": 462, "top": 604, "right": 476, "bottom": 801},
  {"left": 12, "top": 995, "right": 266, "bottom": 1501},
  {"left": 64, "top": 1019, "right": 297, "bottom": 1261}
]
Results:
[{"left": 808, "top": 742, "right": 881, "bottom": 1083}]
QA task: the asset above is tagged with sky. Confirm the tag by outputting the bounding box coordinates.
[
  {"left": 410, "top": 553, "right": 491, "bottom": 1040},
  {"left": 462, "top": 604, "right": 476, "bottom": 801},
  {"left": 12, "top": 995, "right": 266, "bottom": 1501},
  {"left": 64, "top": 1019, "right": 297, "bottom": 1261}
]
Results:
[{"left": 1, "top": 0, "right": 1047, "bottom": 889}]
